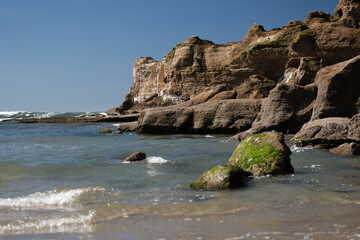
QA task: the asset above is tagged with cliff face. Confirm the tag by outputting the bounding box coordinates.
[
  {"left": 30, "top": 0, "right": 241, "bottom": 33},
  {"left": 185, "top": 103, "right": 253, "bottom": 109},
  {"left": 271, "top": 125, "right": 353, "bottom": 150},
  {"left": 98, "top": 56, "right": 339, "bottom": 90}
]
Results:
[{"left": 109, "top": 0, "right": 360, "bottom": 115}]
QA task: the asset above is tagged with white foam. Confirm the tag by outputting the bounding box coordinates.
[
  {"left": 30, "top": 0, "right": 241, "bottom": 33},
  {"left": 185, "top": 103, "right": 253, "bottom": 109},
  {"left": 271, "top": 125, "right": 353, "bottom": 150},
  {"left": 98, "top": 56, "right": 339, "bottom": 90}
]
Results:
[
  {"left": 205, "top": 135, "right": 214, "bottom": 138},
  {"left": 0, "top": 211, "right": 95, "bottom": 235},
  {"left": 291, "top": 145, "right": 314, "bottom": 153},
  {"left": 0, "top": 187, "right": 104, "bottom": 209},
  {"left": 0, "top": 111, "right": 26, "bottom": 116},
  {"left": 147, "top": 156, "right": 170, "bottom": 164}
]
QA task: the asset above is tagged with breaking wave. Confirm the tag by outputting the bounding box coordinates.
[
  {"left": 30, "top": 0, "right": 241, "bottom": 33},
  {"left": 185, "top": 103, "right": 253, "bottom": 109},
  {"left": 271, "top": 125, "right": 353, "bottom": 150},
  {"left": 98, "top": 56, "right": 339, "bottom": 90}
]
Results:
[
  {"left": 0, "top": 111, "right": 105, "bottom": 121},
  {"left": 147, "top": 156, "right": 170, "bottom": 164},
  {"left": 0, "top": 187, "right": 105, "bottom": 209}
]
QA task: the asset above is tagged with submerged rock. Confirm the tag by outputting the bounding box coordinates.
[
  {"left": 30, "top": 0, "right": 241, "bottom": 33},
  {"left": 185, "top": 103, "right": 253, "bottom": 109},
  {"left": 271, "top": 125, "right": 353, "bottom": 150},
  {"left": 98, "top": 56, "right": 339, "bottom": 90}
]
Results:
[
  {"left": 97, "top": 128, "right": 112, "bottom": 134},
  {"left": 190, "top": 165, "right": 251, "bottom": 190},
  {"left": 124, "top": 152, "right": 146, "bottom": 162},
  {"left": 228, "top": 131, "right": 293, "bottom": 176},
  {"left": 110, "top": 130, "right": 123, "bottom": 135}
]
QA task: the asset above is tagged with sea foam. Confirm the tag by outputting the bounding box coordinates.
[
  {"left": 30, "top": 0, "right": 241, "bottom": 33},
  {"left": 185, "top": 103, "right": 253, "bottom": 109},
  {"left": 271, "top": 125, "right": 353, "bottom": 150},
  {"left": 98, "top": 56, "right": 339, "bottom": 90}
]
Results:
[
  {"left": 147, "top": 156, "right": 170, "bottom": 164},
  {"left": 0, "top": 187, "right": 104, "bottom": 209},
  {"left": 0, "top": 210, "right": 95, "bottom": 235}
]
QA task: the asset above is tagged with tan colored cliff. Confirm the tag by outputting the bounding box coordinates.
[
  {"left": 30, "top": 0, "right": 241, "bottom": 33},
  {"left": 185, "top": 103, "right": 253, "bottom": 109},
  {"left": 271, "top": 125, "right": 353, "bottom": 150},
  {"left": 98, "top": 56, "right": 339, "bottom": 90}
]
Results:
[{"left": 108, "top": 0, "right": 360, "bottom": 115}]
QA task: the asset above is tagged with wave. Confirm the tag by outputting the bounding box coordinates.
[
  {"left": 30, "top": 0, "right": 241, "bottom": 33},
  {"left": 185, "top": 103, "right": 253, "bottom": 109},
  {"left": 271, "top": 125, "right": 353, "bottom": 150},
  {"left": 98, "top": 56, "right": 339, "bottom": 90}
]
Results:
[
  {"left": 290, "top": 145, "right": 315, "bottom": 153},
  {"left": 147, "top": 156, "right": 170, "bottom": 164},
  {"left": 0, "top": 187, "right": 105, "bottom": 209},
  {"left": 0, "top": 111, "right": 105, "bottom": 121},
  {"left": 0, "top": 210, "right": 95, "bottom": 235}
]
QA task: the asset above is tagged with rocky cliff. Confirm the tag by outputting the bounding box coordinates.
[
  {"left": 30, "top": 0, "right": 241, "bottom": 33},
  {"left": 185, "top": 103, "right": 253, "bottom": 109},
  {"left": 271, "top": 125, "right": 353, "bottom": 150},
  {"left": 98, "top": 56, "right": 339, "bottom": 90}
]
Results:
[
  {"left": 108, "top": 0, "right": 360, "bottom": 115},
  {"left": 111, "top": 0, "right": 360, "bottom": 154}
]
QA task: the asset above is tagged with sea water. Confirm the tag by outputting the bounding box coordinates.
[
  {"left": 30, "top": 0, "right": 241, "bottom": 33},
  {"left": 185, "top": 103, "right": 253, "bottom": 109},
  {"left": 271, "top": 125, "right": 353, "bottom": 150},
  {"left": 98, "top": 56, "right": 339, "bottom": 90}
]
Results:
[{"left": 0, "top": 112, "right": 360, "bottom": 239}]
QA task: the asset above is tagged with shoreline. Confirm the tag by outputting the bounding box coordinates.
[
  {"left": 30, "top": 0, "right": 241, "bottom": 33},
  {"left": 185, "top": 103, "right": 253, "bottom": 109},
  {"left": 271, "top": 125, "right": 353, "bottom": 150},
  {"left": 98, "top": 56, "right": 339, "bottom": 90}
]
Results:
[{"left": 2, "top": 113, "right": 139, "bottom": 123}]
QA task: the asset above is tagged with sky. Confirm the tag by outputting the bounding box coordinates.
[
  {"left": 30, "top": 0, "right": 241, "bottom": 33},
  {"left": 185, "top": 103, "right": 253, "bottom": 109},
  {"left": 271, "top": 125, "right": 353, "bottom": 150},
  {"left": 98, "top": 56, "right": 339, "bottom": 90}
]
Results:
[{"left": 0, "top": 0, "right": 339, "bottom": 112}]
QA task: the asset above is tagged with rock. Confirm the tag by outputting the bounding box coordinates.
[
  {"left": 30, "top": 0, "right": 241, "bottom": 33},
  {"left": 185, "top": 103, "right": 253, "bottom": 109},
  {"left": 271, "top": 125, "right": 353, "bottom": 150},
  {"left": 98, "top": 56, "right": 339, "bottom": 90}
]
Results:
[
  {"left": 124, "top": 152, "right": 146, "bottom": 162},
  {"left": 192, "top": 99, "right": 261, "bottom": 133},
  {"left": 97, "top": 128, "right": 112, "bottom": 134},
  {"left": 228, "top": 131, "right": 293, "bottom": 176},
  {"left": 137, "top": 107, "right": 193, "bottom": 134},
  {"left": 330, "top": 142, "right": 360, "bottom": 155},
  {"left": 136, "top": 99, "right": 262, "bottom": 134},
  {"left": 117, "top": 121, "right": 139, "bottom": 132},
  {"left": 110, "top": 0, "right": 360, "bottom": 116},
  {"left": 347, "top": 113, "right": 360, "bottom": 141},
  {"left": 207, "top": 90, "right": 236, "bottom": 101},
  {"left": 180, "top": 84, "right": 230, "bottom": 107},
  {"left": 190, "top": 165, "right": 251, "bottom": 190},
  {"left": 281, "top": 58, "right": 322, "bottom": 85},
  {"left": 250, "top": 83, "right": 317, "bottom": 134},
  {"left": 110, "top": 130, "right": 123, "bottom": 135},
  {"left": 311, "top": 55, "right": 360, "bottom": 120},
  {"left": 292, "top": 117, "right": 350, "bottom": 147},
  {"left": 334, "top": 0, "right": 360, "bottom": 28},
  {"left": 106, "top": 107, "right": 120, "bottom": 115},
  {"left": 234, "top": 75, "right": 277, "bottom": 99}
]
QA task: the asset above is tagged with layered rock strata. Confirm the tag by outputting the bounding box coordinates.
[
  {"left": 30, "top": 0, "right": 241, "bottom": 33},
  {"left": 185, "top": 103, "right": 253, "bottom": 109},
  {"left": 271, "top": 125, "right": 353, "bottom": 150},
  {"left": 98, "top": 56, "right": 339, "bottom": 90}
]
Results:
[
  {"left": 110, "top": 0, "right": 360, "bottom": 116},
  {"left": 111, "top": 0, "right": 360, "bottom": 156}
]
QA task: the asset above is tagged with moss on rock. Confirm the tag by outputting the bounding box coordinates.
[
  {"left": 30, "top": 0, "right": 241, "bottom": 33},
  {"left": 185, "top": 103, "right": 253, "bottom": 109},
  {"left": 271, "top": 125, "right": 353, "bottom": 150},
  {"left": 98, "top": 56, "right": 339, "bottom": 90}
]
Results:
[
  {"left": 97, "top": 128, "right": 112, "bottom": 134},
  {"left": 228, "top": 131, "right": 294, "bottom": 176},
  {"left": 190, "top": 165, "right": 251, "bottom": 190}
]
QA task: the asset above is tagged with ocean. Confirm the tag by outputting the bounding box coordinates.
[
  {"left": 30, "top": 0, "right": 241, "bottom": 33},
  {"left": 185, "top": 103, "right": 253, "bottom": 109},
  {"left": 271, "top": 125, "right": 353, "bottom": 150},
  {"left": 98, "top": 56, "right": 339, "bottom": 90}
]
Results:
[{"left": 0, "top": 111, "right": 359, "bottom": 239}]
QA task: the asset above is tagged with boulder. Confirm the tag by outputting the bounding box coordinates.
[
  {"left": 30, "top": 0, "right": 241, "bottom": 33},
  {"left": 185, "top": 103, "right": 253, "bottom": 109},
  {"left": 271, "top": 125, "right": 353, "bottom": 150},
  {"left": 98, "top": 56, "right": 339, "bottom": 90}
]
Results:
[
  {"left": 348, "top": 113, "right": 360, "bottom": 141},
  {"left": 292, "top": 117, "right": 350, "bottom": 147},
  {"left": 192, "top": 99, "right": 261, "bottom": 133},
  {"left": 250, "top": 83, "right": 317, "bottom": 134},
  {"left": 311, "top": 55, "right": 360, "bottom": 120},
  {"left": 106, "top": 107, "right": 120, "bottom": 116},
  {"left": 330, "top": 142, "right": 360, "bottom": 155},
  {"left": 97, "top": 128, "right": 112, "bottom": 134},
  {"left": 190, "top": 165, "right": 251, "bottom": 190},
  {"left": 136, "top": 99, "right": 262, "bottom": 134},
  {"left": 110, "top": 130, "right": 123, "bottom": 135},
  {"left": 117, "top": 121, "right": 139, "bottom": 132},
  {"left": 137, "top": 107, "right": 193, "bottom": 134},
  {"left": 124, "top": 152, "right": 146, "bottom": 162},
  {"left": 228, "top": 131, "right": 293, "bottom": 176}
]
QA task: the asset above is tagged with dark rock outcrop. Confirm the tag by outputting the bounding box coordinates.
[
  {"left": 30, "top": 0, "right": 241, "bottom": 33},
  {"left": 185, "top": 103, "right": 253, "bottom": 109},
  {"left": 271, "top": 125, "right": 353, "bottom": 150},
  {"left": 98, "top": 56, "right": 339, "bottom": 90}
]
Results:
[
  {"left": 228, "top": 131, "right": 293, "bottom": 176},
  {"left": 124, "top": 152, "right": 146, "bottom": 162}
]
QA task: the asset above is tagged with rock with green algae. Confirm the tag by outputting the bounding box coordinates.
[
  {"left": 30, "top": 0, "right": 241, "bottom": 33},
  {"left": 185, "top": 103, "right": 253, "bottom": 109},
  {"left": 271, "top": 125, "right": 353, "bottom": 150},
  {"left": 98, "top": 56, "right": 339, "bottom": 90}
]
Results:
[
  {"left": 228, "top": 131, "right": 294, "bottom": 176},
  {"left": 190, "top": 165, "right": 251, "bottom": 190},
  {"left": 97, "top": 128, "right": 112, "bottom": 134}
]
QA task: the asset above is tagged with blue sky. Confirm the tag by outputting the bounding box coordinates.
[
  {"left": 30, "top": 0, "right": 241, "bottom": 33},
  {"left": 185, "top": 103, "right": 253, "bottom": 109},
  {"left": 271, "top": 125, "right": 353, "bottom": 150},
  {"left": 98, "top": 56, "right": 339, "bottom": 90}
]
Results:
[{"left": 0, "top": 0, "right": 339, "bottom": 112}]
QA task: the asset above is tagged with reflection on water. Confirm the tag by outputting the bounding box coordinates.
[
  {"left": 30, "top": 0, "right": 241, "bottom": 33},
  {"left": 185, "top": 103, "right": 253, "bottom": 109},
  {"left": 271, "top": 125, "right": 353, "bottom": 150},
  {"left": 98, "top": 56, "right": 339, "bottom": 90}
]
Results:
[{"left": 0, "top": 123, "right": 359, "bottom": 239}]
